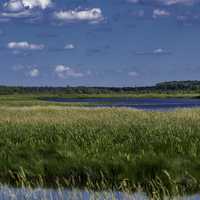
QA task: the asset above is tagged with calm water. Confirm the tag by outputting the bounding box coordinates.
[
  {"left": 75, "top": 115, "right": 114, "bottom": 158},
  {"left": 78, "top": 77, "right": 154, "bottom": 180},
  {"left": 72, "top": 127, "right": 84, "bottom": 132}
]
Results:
[
  {"left": 44, "top": 97, "right": 200, "bottom": 111},
  {"left": 0, "top": 186, "right": 199, "bottom": 200}
]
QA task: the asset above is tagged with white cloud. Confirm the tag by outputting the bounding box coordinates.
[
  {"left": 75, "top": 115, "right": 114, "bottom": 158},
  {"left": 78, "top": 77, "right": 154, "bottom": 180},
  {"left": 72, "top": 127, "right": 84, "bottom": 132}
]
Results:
[
  {"left": 55, "top": 65, "right": 84, "bottom": 78},
  {"left": 12, "top": 65, "right": 40, "bottom": 77},
  {"left": 177, "top": 15, "right": 188, "bottom": 21},
  {"left": 4, "top": 0, "right": 52, "bottom": 11},
  {"left": 131, "top": 9, "right": 145, "bottom": 17},
  {"left": 152, "top": 48, "right": 171, "bottom": 55},
  {"left": 127, "top": 0, "right": 139, "bottom": 3},
  {"left": 29, "top": 68, "right": 39, "bottom": 77},
  {"left": 12, "top": 65, "right": 25, "bottom": 71},
  {"left": 1, "top": 10, "right": 32, "bottom": 18},
  {"left": 128, "top": 0, "right": 198, "bottom": 5},
  {"left": 4, "top": 0, "right": 24, "bottom": 12},
  {"left": 159, "top": 0, "right": 197, "bottom": 5},
  {"left": 7, "top": 41, "right": 45, "bottom": 50},
  {"left": 128, "top": 71, "right": 139, "bottom": 77},
  {"left": 1, "top": 0, "right": 52, "bottom": 20},
  {"left": 137, "top": 10, "right": 145, "bottom": 17},
  {"left": 153, "top": 9, "right": 170, "bottom": 18},
  {"left": 86, "top": 70, "right": 92, "bottom": 76},
  {"left": 54, "top": 8, "right": 104, "bottom": 23},
  {"left": 22, "top": 0, "right": 52, "bottom": 9},
  {"left": 153, "top": 48, "right": 167, "bottom": 54},
  {"left": 135, "top": 48, "right": 171, "bottom": 55},
  {"left": 64, "top": 44, "right": 75, "bottom": 50}
]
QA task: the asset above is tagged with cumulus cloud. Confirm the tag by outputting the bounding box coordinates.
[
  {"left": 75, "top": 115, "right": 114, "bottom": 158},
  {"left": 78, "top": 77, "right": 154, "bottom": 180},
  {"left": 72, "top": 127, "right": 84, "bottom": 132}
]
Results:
[
  {"left": 159, "top": 0, "right": 197, "bottom": 5},
  {"left": 64, "top": 44, "right": 75, "bottom": 50},
  {"left": 29, "top": 68, "right": 39, "bottom": 77},
  {"left": 127, "top": 0, "right": 140, "bottom": 3},
  {"left": 175, "top": 12, "right": 200, "bottom": 25},
  {"left": 2, "top": 1, "right": 104, "bottom": 25},
  {"left": 54, "top": 8, "right": 104, "bottom": 23},
  {"left": 128, "top": 71, "right": 139, "bottom": 77},
  {"left": 1, "top": 10, "right": 32, "bottom": 18},
  {"left": 12, "top": 65, "right": 25, "bottom": 71},
  {"left": 22, "top": 0, "right": 52, "bottom": 9},
  {"left": 4, "top": 0, "right": 52, "bottom": 11},
  {"left": 4, "top": 0, "right": 24, "bottom": 12},
  {"left": 55, "top": 65, "right": 84, "bottom": 78},
  {"left": 1, "top": 0, "right": 52, "bottom": 20},
  {"left": 153, "top": 48, "right": 170, "bottom": 54},
  {"left": 132, "top": 10, "right": 145, "bottom": 17},
  {"left": 7, "top": 41, "right": 45, "bottom": 50},
  {"left": 12, "top": 65, "right": 40, "bottom": 77},
  {"left": 153, "top": 9, "right": 170, "bottom": 18},
  {"left": 128, "top": 0, "right": 199, "bottom": 5},
  {"left": 135, "top": 48, "right": 171, "bottom": 55}
]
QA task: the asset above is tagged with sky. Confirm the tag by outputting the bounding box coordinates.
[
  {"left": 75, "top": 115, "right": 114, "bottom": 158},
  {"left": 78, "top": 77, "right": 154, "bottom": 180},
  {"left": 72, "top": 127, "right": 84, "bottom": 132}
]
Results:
[{"left": 0, "top": 0, "right": 200, "bottom": 87}]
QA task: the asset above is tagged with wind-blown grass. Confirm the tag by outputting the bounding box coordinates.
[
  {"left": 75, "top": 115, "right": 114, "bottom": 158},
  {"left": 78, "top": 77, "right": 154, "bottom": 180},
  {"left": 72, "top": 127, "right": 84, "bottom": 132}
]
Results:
[{"left": 0, "top": 106, "right": 200, "bottom": 197}]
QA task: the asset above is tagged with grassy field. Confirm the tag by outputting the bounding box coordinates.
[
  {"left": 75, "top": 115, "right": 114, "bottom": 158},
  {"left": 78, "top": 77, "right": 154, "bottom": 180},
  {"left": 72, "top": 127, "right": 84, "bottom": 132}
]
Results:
[
  {"left": 0, "top": 103, "right": 199, "bottom": 198},
  {"left": 0, "top": 92, "right": 199, "bottom": 107}
]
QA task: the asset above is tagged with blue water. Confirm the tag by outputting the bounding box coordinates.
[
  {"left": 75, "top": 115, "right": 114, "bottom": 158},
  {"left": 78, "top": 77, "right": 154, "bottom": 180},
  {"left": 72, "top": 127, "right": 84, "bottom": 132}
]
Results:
[
  {"left": 0, "top": 186, "right": 199, "bottom": 200},
  {"left": 45, "top": 97, "right": 200, "bottom": 111}
]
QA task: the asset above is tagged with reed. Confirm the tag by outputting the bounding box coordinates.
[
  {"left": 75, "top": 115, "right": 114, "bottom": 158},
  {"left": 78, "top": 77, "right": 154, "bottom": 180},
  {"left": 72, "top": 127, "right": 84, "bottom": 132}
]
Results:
[{"left": 0, "top": 106, "right": 199, "bottom": 197}]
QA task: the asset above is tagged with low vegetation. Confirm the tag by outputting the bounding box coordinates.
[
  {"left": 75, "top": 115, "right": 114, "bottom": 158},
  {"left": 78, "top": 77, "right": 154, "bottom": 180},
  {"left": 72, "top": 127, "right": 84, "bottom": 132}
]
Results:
[
  {"left": 0, "top": 92, "right": 199, "bottom": 109},
  {"left": 0, "top": 80, "right": 200, "bottom": 96},
  {"left": 0, "top": 105, "right": 200, "bottom": 198}
]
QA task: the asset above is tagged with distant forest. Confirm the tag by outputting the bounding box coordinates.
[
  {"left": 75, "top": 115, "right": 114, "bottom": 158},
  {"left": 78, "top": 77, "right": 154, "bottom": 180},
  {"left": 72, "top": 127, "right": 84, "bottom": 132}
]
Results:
[{"left": 0, "top": 81, "right": 200, "bottom": 95}]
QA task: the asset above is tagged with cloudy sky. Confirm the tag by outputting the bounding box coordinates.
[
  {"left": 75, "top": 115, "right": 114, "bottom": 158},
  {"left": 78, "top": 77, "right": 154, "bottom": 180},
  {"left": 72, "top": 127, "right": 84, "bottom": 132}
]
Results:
[{"left": 0, "top": 0, "right": 200, "bottom": 86}]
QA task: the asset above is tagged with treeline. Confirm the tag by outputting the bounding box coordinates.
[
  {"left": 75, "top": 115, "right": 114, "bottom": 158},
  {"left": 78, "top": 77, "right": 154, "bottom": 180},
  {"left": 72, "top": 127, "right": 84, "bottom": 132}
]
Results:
[
  {"left": 156, "top": 81, "right": 200, "bottom": 90},
  {"left": 0, "top": 85, "right": 154, "bottom": 95},
  {"left": 0, "top": 81, "right": 200, "bottom": 95}
]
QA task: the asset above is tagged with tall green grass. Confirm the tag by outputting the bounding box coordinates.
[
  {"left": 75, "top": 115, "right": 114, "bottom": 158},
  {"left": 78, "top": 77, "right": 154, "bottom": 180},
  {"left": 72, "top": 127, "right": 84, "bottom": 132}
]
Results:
[{"left": 0, "top": 106, "right": 200, "bottom": 197}]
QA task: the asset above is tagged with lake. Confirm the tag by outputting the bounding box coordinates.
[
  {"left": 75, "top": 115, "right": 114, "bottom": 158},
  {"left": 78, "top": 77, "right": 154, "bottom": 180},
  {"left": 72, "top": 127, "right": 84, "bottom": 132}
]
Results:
[
  {"left": 44, "top": 97, "right": 200, "bottom": 111},
  {"left": 0, "top": 186, "right": 200, "bottom": 200}
]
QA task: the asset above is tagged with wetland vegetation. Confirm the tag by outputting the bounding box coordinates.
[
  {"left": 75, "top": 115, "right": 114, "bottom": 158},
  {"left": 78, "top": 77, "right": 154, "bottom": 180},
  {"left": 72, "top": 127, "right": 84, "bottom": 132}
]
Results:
[
  {"left": 0, "top": 105, "right": 199, "bottom": 198},
  {"left": 0, "top": 81, "right": 200, "bottom": 198}
]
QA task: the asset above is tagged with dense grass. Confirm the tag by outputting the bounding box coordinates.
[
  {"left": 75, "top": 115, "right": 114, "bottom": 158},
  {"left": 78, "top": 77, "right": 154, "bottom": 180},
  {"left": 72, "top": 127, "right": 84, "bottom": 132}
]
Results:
[{"left": 0, "top": 106, "right": 200, "bottom": 197}]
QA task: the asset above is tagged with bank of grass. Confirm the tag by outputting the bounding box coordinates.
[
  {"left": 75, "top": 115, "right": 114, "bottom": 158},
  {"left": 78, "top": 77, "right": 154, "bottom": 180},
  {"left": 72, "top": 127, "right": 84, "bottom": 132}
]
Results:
[
  {"left": 0, "top": 91, "right": 199, "bottom": 107},
  {"left": 0, "top": 106, "right": 199, "bottom": 197}
]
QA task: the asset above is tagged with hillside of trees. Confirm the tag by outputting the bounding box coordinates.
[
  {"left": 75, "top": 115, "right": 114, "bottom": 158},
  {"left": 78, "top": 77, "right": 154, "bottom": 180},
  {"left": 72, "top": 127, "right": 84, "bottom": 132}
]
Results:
[
  {"left": 0, "top": 81, "right": 200, "bottom": 95},
  {"left": 156, "top": 81, "right": 200, "bottom": 90}
]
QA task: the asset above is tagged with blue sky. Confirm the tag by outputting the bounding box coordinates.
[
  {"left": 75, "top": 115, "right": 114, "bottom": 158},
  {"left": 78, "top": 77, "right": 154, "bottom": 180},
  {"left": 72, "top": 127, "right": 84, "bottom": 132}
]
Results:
[{"left": 0, "top": 0, "right": 200, "bottom": 86}]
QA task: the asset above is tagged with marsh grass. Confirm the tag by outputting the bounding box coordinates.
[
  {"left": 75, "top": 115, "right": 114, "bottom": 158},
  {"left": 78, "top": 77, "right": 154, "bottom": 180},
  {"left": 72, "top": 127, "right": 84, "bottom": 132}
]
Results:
[
  {"left": 0, "top": 106, "right": 199, "bottom": 198},
  {"left": 0, "top": 92, "right": 199, "bottom": 107}
]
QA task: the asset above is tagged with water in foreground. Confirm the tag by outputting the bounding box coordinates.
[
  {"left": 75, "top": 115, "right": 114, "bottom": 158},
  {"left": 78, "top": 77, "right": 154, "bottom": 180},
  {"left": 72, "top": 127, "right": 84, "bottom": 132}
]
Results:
[
  {"left": 1, "top": 186, "right": 200, "bottom": 200},
  {"left": 44, "top": 97, "right": 200, "bottom": 111}
]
